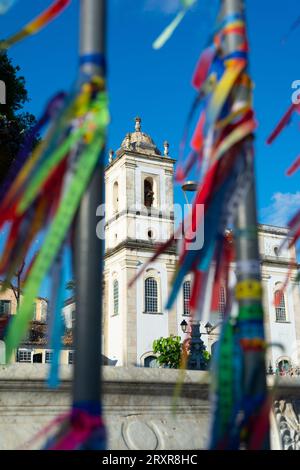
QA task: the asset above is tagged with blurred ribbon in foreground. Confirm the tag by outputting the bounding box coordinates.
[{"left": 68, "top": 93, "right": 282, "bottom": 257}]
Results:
[
  {"left": 133, "top": 0, "right": 270, "bottom": 450},
  {"left": 1, "top": 76, "right": 109, "bottom": 366},
  {"left": 152, "top": 0, "right": 197, "bottom": 49},
  {"left": 267, "top": 99, "right": 300, "bottom": 295},
  {"left": 0, "top": 75, "right": 108, "bottom": 450},
  {"left": 0, "top": 0, "right": 71, "bottom": 49}
]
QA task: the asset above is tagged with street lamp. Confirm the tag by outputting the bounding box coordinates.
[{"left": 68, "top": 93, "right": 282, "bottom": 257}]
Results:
[
  {"left": 180, "top": 180, "right": 208, "bottom": 370},
  {"left": 181, "top": 180, "right": 198, "bottom": 205},
  {"left": 180, "top": 319, "right": 207, "bottom": 370},
  {"left": 188, "top": 322, "right": 207, "bottom": 370},
  {"left": 205, "top": 322, "right": 213, "bottom": 335},
  {"left": 180, "top": 319, "right": 188, "bottom": 334}
]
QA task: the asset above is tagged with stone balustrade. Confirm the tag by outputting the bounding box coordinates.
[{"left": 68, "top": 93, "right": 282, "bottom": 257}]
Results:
[{"left": 0, "top": 364, "right": 299, "bottom": 450}]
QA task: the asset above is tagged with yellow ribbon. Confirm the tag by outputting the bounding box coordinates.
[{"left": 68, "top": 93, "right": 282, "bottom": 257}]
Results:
[{"left": 235, "top": 280, "right": 262, "bottom": 300}]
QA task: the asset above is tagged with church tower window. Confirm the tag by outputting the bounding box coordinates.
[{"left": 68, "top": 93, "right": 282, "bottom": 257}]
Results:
[
  {"left": 275, "top": 290, "right": 286, "bottom": 322},
  {"left": 113, "top": 279, "right": 119, "bottom": 315},
  {"left": 144, "top": 177, "right": 154, "bottom": 208},
  {"left": 183, "top": 281, "right": 191, "bottom": 316},
  {"left": 145, "top": 277, "right": 158, "bottom": 313},
  {"left": 113, "top": 181, "right": 119, "bottom": 213}
]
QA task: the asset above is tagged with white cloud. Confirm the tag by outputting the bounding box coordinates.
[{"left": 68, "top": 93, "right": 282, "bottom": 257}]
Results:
[
  {"left": 144, "top": 0, "right": 181, "bottom": 14},
  {"left": 260, "top": 192, "right": 300, "bottom": 227}
]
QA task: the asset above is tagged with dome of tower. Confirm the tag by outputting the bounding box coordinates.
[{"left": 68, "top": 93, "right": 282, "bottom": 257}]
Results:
[{"left": 118, "top": 117, "right": 161, "bottom": 156}]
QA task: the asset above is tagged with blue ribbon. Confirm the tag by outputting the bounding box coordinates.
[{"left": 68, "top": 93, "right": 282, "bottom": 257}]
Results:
[{"left": 80, "top": 53, "right": 106, "bottom": 70}]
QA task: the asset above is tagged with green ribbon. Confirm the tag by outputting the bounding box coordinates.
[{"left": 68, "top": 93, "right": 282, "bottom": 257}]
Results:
[
  {"left": 238, "top": 304, "right": 264, "bottom": 321},
  {"left": 17, "top": 111, "right": 97, "bottom": 215},
  {"left": 216, "top": 320, "right": 235, "bottom": 433}
]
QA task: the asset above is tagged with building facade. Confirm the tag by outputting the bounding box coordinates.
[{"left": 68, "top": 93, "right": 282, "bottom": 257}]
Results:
[
  {"left": 0, "top": 283, "right": 73, "bottom": 365},
  {"left": 103, "top": 117, "right": 300, "bottom": 372},
  {"left": 259, "top": 226, "right": 300, "bottom": 372}
]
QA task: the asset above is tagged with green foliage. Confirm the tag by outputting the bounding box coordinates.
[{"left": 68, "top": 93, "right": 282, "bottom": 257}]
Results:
[
  {"left": 0, "top": 51, "right": 36, "bottom": 183},
  {"left": 153, "top": 335, "right": 182, "bottom": 369},
  {"left": 203, "top": 349, "right": 211, "bottom": 365},
  {"left": 153, "top": 335, "right": 212, "bottom": 370}
]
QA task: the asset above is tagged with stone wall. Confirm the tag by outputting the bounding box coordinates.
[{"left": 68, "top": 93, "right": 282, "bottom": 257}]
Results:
[
  {"left": 270, "top": 377, "right": 300, "bottom": 450},
  {"left": 0, "top": 365, "right": 210, "bottom": 450},
  {"left": 0, "top": 365, "right": 298, "bottom": 450}
]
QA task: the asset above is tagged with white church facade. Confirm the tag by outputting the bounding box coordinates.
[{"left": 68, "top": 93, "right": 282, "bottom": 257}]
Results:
[
  {"left": 103, "top": 117, "right": 177, "bottom": 367},
  {"left": 101, "top": 117, "right": 300, "bottom": 372}
]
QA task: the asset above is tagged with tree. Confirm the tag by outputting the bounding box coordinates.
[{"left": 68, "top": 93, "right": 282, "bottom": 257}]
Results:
[
  {"left": 0, "top": 51, "right": 36, "bottom": 183},
  {"left": 153, "top": 335, "right": 182, "bottom": 369},
  {"left": 153, "top": 334, "right": 212, "bottom": 370},
  {"left": 202, "top": 350, "right": 211, "bottom": 367}
]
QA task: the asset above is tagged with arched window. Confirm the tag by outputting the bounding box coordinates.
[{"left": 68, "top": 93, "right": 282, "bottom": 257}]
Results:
[
  {"left": 145, "top": 277, "right": 158, "bottom": 313},
  {"left": 218, "top": 286, "right": 226, "bottom": 318},
  {"left": 113, "top": 279, "right": 119, "bottom": 315},
  {"left": 144, "top": 177, "right": 154, "bottom": 208},
  {"left": 144, "top": 355, "right": 158, "bottom": 368},
  {"left": 183, "top": 281, "right": 191, "bottom": 316},
  {"left": 278, "top": 359, "right": 291, "bottom": 375},
  {"left": 113, "top": 181, "right": 119, "bottom": 213},
  {"left": 275, "top": 290, "right": 286, "bottom": 322}
]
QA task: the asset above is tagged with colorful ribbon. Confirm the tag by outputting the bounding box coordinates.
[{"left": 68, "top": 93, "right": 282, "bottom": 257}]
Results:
[
  {"left": 286, "top": 155, "right": 300, "bottom": 176},
  {"left": 152, "top": 0, "right": 197, "bottom": 50},
  {"left": 0, "top": 0, "right": 71, "bottom": 49},
  {"left": 45, "top": 406, "right": 106, "bottom": 450},
  {"left": 47, "top": 251, "right": 65, "bottom": 388},
  {"left": 132, "top": 5, "right": 269, "bottom": 451},
  {"left": 2, "top": 77, "right": 109, "bottom": 362},
  {"left": 267, "top": 95, "right": 300, "bottom": 294}
]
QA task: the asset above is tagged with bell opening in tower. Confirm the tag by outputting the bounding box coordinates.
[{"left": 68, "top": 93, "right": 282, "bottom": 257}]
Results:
[{"left": 144, "top": 177, "right": 154, "bottom": 208}]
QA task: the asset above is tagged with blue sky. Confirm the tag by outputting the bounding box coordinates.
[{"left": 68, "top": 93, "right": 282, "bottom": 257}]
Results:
[
  {"left": 1, "top": 0, "right": 300, "bottom": 225},
  {"left": 1, "top": 0, "right": 300, "bottom": 296}
]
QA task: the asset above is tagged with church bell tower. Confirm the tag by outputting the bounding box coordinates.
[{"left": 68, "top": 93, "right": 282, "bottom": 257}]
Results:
[{"left": 103, "top": 117, "right": 178, "bottom": 366}]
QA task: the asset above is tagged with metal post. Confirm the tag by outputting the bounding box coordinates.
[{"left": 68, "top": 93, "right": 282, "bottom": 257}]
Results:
[
  {"left": 222, "top": 0, "right": 269, "bottom": 448},
  {"left": 187, "top": 322, "right": 207, "bottom": 370},
  {"left": 73, "top": 0, "right": 106, "bottom": 409}
]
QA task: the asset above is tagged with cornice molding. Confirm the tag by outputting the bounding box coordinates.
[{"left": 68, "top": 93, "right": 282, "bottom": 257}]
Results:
[
  {"left": 105, "top": 149, "right": 176, "bottom": 172},
  {"left": 105, "top": 239, "right": 177, "bottom": 259}
]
